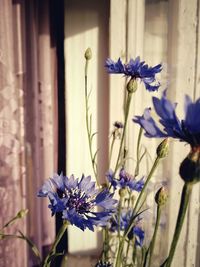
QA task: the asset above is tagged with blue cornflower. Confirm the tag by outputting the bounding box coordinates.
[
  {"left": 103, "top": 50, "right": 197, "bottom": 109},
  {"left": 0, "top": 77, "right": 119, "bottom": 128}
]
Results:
[
  {"left": 95, "top": 261, "right": 113, "bottom": 267},
  {"left": 105, "top": 57, "right": 162, "bottom": 92},
  {"left": 106, "top": 170, "right": 118, "bottom": 190},
  {"left": 133, "top": 90, "right": 200, "bottom": 148},
  {"left": 38, "top": 173, "right": 118, "bottom": 231},
  {"left": 106, "top": 169, "right": 144, "bottom": 192},
  {"left": 109, "top": 210, "right": 145, "bottom": 247}
]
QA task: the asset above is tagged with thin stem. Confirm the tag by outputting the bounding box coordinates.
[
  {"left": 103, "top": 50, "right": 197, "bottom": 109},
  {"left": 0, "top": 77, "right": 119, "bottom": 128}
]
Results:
[
  {"left": 135, "top": 127, "right": 143, "bottom": 176},
  {"left": 113, "top": 92, "right": 133, "bottom": 177},
  {"left": 1, "top": 209, "right": 28, "bottom": 231},
  {"left": 118, "top": 197, "right": 123, "bottom": 239},
  {"left": 109, "top": 134, "right": 116, "bottom": 167},
  {"left": 115, "top": 237, "right": 125, "bottom": 267},
  {"left": 134, "top": 156, "right": 160, "bottom": 214},
  {"left": 43, "top": 221, "right": 68, "bottom": 267},
  {"left": 132, "top": 242, "right": 137, "bottom": 266},
  {"left": 102, "top": 227, "right": 110, "bottom": 262},
  {"left": 0, "top": 233, "right": 42, "bottom": 264},
  {"left": 84, "top": 59, "right": 98, "bottom": 184},
  {"left": 147, "top": 205, "right": 162, "bottom": 267},
  {"left": 1, "top": 216, "right": 18, "bottom": 230},
  {"left": 115, "top": 156, "right": 161, "bottom": 267},
  {"left": 125, "top": 239, "right": 131, "bottom": 263},
  {"left": 161, "top": 182, "right": 193, "bottom": 267}
]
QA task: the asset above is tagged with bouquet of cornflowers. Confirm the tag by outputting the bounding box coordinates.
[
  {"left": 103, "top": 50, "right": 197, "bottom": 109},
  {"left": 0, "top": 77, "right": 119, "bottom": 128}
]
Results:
[{"left": 1, "top": 48, "right": 200, "bottom": 267}]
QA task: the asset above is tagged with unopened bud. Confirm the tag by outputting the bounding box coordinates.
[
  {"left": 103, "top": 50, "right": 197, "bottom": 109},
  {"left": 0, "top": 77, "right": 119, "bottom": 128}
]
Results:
[
  {"left": 156, "top": 138, "right": 169, "bottom": 158},
  {"left": 127, "top": 79, "right": 137, "bottom": 93},
  {"left": 113, "top": 121, "right": 123, "bottom": 129},
  {"left": 155, "top": 187, "right": 168, "bottom": 206},
  {"left": 84, "top": 48, "right": 92, "bottom": 60},
  {"left": 179, "top": 147, "right": 200, "bottom": 183},
  {"left": 17, "top": 209, "right": 28, "bottom": 219}
]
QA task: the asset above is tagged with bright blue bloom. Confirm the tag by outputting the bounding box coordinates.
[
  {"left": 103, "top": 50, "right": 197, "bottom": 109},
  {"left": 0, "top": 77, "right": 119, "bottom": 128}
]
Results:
[
  {"left": 119, "top": 168, "right": 144, "bottom": 191},
  {"left": 133, "top": 90, "right": 200, "bottom": 147},
  {"left": 109, "top": 210, "right": 145, "bottom": 247},
  {"left": 105, "top": 57, "right": 162, "bottom": 92},
  {"left": 38, "top": 173, "right": 118, "bottom": 231},
  {"left": 106, "top": 169, "right": 144, "bottom": 192},
  {"left": 106, "top": 170, "right": 118, "bottom": 190},
  {"left": 95, "top": 261, "right": 113, "bottom": 267}
]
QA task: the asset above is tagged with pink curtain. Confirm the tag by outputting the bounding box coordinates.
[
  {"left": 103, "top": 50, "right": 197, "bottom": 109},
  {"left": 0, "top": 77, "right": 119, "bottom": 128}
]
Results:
[{"left": 0, "top": 0, "right": 58, "bottom": 266}]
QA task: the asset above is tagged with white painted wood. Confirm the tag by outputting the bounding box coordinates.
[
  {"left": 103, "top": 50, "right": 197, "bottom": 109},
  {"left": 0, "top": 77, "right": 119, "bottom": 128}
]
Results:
[
  {"left": 167, "top": 0, "right": 200, "bottom": 266},
  {"left": 64, "top": 0, "right": 200, "bottom": 265},
  {"left": 129, "top": 1, "right": 170, "bottom": 264},
  {"left": 64, "top": 0, "right": 109, "bottom": 254},
  {"left": 108, "top": 0, "right": 127, "bottom": 171}
]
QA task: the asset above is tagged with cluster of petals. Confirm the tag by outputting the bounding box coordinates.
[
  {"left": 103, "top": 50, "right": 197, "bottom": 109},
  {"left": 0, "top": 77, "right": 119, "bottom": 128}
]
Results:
[
  {"left": 133, "top": 90, "right": 200, "bottom": 148},
  {"left": 38, "top": 173, "right": 118, "bottom": 231},
  {"left": 109, "top": 209, "right": 145, "bottom": 247},
  {"left": 106, "top": 168, "right": 144, "bottom": 192},
  {"left": 105, "top": 57, "right": 162, "bottom": 92}
]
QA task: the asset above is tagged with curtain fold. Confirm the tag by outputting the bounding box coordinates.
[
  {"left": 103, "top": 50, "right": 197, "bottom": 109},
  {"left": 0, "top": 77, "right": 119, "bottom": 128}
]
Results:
[{"left": 0, "top": 0, "right": 58, "bottom": 266}]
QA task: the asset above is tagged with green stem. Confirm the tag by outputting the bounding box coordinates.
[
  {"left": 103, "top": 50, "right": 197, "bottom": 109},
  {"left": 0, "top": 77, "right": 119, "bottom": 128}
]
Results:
[
  {"left": 147, "top": 205, "right": 162, "bottom": 267},
  {"left": 84, "top": 59, "right": 98, "bottom": 184},
  {"left": 134, "top": 156, "right": 160, "bottom": 214},
  {"left": 132, "top": 241, "right": 137, "bottom": 266},
  {"left": 135, "top": 127, "right": 143, "bottom": 176},
  {"left": 1, "top": 209, "right": 28, "bottom": 231},
  {"left": 161, "top": 182, "right": 193, "bottom": 267},
  {"left": 43, "top": 221, "right": 68, "bottom": 267},
  {"left": 113, "top": 92, "right": 133, "bottom": 177},
  {"left": 115, "top": 156, "right": 161, "bottom": 267},
  {"left": 109, "top": 134, "right": 116, "bottom": 168},
  {"left": 115, "top": 237, "right": 125, "bottom": 267},
  {"left": 0, "top": 233, "right": 42, "bottom": 264},
  {"left": 102, "top": 227, "right": 110, "bottom": 262},
  {"left": 118, "top": 197, "right": 123, "bottom": 239},
  {"left": 125, "top": 239, "right": 131, "bottom": 265}
]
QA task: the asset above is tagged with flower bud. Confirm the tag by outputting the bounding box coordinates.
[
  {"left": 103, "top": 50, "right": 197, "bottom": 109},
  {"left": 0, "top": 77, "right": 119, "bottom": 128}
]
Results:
[
  {"left": 17, "top": 209, "right": 28, "bottom": 219},
  {"left": 156, "top": 138, "right": 169, "bottom": 158},
  {"left": 84, "top": 48, "right": 92, "bottom": 60},
  {"left": 179, "top": 147, "right": 200, "bottom": 183},
  {"left": 127, "top": 79, "right": 137, "bottom": 93},
  {"left": 155, "top": 187, "right": 168, "bottom": 206},
  {"left": 113, "top": 121, "right": 123, "bottom": 129}
]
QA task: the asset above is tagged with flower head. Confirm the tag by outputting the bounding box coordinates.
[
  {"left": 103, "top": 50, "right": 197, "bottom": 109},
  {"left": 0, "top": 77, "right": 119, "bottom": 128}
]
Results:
[
  {"left": 109, "top": 210, "right": 145, "bottom": 246},
  {"left": 38, "top": 173, "right": 118, "bottom": 231},
  {"left": 113, "top": 121, "right": 123, "bottom": 129},
  {"left": 106, "top": 169, "right": 144, "bottom": 192},
  {"left": 105, "top": 57, "right": 162, "bottom": 92},
  {"left": 133, "top": 90, "right": 200, "bottom": 148}
]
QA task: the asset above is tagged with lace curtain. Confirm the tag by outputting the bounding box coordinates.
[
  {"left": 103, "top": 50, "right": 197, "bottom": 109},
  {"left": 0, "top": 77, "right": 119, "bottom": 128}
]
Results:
[{"left": 0, "top": 0, "right": 58, "bottom": 266}]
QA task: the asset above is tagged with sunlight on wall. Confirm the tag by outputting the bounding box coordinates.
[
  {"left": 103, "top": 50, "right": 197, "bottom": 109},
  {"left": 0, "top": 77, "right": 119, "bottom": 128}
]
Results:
[{"left": 64, "top": 0, "right": 109, "bottom": 253}]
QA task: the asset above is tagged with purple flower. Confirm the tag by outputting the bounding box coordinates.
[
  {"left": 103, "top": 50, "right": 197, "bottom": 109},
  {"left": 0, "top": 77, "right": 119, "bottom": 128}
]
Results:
[
  {"left": 106, "top": 169, "right": 144, "bottom": 192},
  {"left": 106, "top": 170, "right": 118, "bottom": 190},
  {"left": 113, "top": 121, "right": 124, "bottom": 129},
  {"left": 38, "top": 173, "right": 118, "bottom": 231},
  {"left": 105, "top": 57, "right": 162, "bottom": 92},
  {"left": 109, "top": 210, "right": 145, "bottom": 246},
  {"left": 133, "top": 90, "right": 200, "bottom": 147},
  {"left": 119, "top": 169, "right": 144, "bottom": 191}
]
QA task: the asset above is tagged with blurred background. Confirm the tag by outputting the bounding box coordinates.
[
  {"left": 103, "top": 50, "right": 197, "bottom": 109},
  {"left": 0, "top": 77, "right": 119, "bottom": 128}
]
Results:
[{"left": 0, "top": 0, "right": 199, "bottom": 266}]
